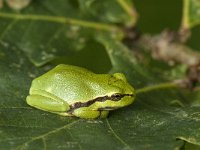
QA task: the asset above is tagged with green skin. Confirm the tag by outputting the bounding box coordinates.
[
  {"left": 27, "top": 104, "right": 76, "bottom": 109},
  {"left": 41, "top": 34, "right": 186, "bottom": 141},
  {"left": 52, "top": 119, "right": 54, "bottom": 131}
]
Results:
[{"left": 26, "top": 64, "right": 135, "bottom": 119}]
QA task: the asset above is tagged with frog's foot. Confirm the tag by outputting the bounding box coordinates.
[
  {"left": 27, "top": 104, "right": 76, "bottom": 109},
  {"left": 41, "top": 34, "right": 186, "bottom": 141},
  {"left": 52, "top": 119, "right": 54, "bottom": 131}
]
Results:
[
  {"left": 73, "top": 108, "right": 109, "bottom": 119},
  {"left": 98, "top": 110, "right": 109, "bottom": 119}
]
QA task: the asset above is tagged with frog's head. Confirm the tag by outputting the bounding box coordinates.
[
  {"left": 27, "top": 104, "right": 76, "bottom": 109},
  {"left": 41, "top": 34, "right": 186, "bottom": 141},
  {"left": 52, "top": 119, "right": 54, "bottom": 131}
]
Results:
[{"left": 97, "top": 73, "right": 135, "bottom": 110}]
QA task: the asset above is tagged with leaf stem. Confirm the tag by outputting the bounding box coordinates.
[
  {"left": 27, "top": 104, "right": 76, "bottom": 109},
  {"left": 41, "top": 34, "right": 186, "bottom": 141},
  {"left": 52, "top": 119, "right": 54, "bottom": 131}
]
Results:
[
  {"left": 136, "top": 82, "right": 178, "bottom": 95},
  {"left": 181, "top": 0, "right": 189, "bottom": 29},
  {"left": 117, "top": 0, "right": 138, "bottom": 26}
]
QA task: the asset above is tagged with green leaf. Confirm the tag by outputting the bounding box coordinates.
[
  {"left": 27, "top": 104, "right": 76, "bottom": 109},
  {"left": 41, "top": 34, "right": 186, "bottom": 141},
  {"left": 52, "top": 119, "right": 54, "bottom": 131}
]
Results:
[
  {"left": 0, "top": 0, "right": 130, "bottom": 66},
  {"left": 78, "top": 0, "right": 137, "bottom": 27},
  {"left": 184, "top": 142, "right": 200, "bottom": 150},
  {"left": 1, "top": 35, "right": 200, "bottom": 149},
  {"left": 182, "top": 0, "right": 200, "bottom": 29},
  {"left": 0, "top": 0, "right": 200, "bottom": 150}
]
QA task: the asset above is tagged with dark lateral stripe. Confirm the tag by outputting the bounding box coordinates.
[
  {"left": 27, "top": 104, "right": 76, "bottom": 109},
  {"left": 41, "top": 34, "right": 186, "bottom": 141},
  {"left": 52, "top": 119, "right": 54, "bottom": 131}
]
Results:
[{"left": 67, "top": 94, "right": 133, "bottom": 113}]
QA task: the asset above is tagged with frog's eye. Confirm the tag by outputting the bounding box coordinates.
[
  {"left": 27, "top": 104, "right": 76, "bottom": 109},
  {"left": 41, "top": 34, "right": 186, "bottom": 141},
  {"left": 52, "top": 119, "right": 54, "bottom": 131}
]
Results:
[{"left": 111, "top": 93, "right": 123, "bottom": 101}]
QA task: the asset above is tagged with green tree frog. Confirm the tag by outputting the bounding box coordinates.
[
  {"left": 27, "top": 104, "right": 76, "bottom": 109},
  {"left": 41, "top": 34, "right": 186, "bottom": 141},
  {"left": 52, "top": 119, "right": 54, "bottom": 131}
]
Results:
[{"left": 26, "top": 64, "right": 135, "bottom": 119}]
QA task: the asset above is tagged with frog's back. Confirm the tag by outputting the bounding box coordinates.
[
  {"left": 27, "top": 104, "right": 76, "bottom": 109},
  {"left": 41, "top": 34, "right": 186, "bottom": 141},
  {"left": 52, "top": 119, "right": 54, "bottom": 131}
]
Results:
[
  {"left": 55, "top": 64, "right": 93, "bottom": 75},
  {"left": 50, "top": 64, "right": 96, "bottom": 84},
  {"left": 31, "top": 64, "right": 108, "bottom": 104}
]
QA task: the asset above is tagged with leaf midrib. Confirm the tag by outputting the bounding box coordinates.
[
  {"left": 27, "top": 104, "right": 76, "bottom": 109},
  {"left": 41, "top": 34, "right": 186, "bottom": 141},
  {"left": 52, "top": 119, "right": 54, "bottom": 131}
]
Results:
[{"left": 0, "top": 12, "right": 122, "bottom": 33}]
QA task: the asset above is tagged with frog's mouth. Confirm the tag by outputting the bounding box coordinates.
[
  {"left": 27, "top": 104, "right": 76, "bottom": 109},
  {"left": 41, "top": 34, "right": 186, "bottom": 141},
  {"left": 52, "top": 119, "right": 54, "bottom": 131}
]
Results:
[{"left": 67, "top": 93, "right": 134, "bottom": 113}]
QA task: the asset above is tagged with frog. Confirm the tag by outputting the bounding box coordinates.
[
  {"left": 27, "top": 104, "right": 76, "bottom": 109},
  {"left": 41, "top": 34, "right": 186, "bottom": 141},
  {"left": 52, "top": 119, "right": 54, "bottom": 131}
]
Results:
[{"left": 26, "top": 64, "right": 135, "bottom": 119}]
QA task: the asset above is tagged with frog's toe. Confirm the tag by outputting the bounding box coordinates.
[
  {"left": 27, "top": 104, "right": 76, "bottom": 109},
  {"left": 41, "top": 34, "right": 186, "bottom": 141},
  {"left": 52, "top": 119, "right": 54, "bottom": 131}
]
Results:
[{"left": 98, "top": 111, "right": 109, "bottom": 118}]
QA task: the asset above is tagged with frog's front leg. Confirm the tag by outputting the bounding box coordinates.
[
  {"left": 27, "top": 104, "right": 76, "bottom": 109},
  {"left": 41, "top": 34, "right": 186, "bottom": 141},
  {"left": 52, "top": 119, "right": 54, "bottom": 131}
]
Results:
[
  {"left": 26, "top": 94, "right": 70, "bottom": 115},
  {"left": 73, "top": 107, "right": 109, "bottom": 119}
]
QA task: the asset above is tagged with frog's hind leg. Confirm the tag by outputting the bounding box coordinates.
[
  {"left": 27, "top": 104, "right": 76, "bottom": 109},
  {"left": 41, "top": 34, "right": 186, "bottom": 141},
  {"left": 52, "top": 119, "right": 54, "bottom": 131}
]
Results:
[{"left": 26, "top": 94, "right": 70, "bottom": 114}]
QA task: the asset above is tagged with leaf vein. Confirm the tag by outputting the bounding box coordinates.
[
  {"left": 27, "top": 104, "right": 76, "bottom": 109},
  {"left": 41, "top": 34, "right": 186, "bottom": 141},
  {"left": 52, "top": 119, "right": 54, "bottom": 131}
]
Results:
[
  {"left": 0, "top": 12, "right": 121, "bottom": 33},
  {"left": 0, "top": 19, "right": 18, "bottom": 40},
  {"left": 106, "top": 119, "right": 132, "bottom": 150},
  {"left": 42, "top": 138, "right": 47, "bottom": 150},
  {"left": 14, "top": 120, "right": 80, "bottom": 150},
  {"left": 0, "top": 124, "right": 51, "bottom": 129},
  {"left": 0, "top": 137, "right": 31, "bottom": 142}
]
